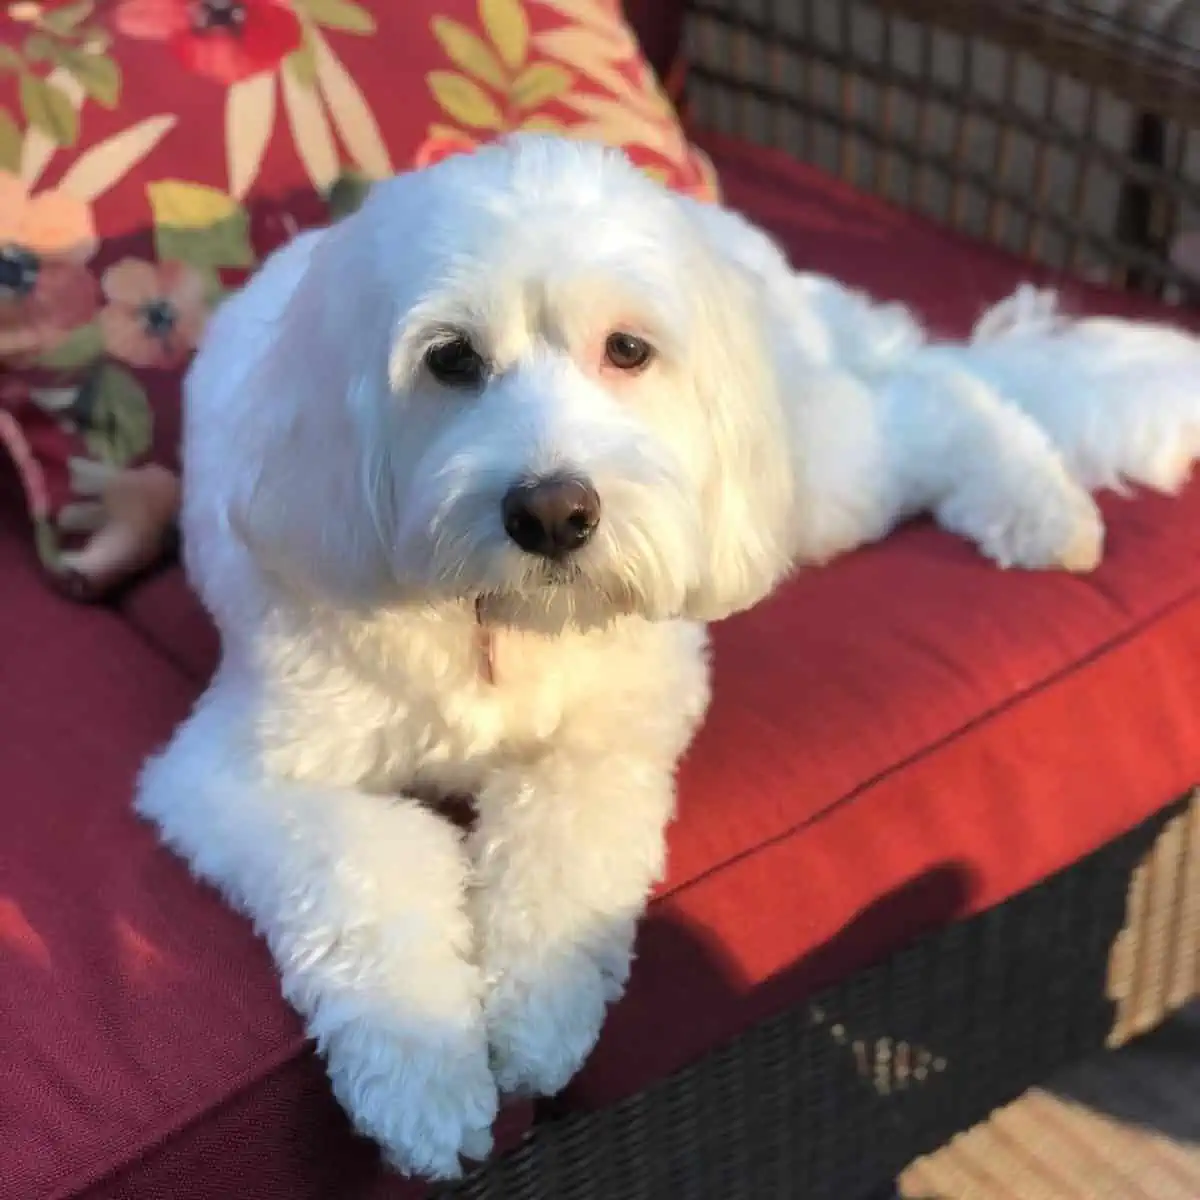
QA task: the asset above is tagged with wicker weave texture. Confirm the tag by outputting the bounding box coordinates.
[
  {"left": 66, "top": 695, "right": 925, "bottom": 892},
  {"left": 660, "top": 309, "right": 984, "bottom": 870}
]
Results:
[
  {"left": 440, "top": 793, "right": 1200, "bottom": 1199},
  {"left": 685, "top": 0, "right": 1200, "bottom": 299}
]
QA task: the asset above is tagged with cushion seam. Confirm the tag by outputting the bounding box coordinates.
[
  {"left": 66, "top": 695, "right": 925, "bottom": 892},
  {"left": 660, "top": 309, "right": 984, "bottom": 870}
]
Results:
[
  {"left": 120, "top": 611, "right": 210, "bottom": 683},
  {"left": 109, "top": 564, "right": 212, "bottom": 684}
]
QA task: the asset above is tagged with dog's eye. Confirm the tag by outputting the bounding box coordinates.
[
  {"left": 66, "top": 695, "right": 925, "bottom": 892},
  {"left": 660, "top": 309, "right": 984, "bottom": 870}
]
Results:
[
  {"left": 425, "top": 336, "right": 487, "bottom": 387},
  {"left": 605, "top": 332, "right": 653, "bottom": 372}
]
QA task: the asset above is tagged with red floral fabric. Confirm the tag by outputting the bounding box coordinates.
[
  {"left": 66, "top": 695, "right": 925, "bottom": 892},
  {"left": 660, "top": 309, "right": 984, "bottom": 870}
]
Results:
[
  {"left": 0, "top": 0, "right": 719, "bottom": 596},
  {"left": 113, "top": 0, "right": 306, "bottom": 84}
]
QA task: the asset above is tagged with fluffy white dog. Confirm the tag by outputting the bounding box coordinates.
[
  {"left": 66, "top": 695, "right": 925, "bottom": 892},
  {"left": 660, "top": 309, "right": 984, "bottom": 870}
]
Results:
[{"left": 137, "top": 134, "right": 1200, "bottom": 1179}]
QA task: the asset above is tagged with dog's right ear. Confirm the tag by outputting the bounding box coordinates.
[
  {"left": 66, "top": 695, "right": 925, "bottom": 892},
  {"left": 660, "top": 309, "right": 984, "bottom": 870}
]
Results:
[
  {"left": 672, "top": 206, "right": 800, "bottom": 622},
  {"left": 193, "top": 219, "right": 399, "bottom": 607}
]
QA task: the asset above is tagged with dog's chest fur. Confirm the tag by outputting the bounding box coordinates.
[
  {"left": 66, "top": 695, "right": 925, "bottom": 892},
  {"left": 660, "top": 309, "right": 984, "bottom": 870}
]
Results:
[{"left": 256, "top": 603, "right": 712, "bottom": 802}]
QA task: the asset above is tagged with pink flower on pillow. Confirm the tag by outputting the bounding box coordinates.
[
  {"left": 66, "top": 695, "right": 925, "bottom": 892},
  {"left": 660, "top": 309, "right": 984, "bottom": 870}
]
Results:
[
  {"left": 99, "top": 259, "right": 211, "bottom": 370},
  {"left": 113, "top": 0, "right": 302, "bottom": 85},
  {"left": 414, "top": 131, "right": 480, "bottom": 170},
  {"left": 0, "top": 171, "right": 99, "bottom": 360}
]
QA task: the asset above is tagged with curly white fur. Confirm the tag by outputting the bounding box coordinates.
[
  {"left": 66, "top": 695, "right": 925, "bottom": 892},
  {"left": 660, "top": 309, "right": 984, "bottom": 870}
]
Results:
[{"left": 136, "top": 135, "right": 1200, "bottom": 1178}]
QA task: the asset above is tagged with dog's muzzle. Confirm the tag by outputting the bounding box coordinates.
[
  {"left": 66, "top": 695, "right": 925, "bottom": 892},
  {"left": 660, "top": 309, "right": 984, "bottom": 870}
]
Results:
[{"left": 502, "top": 475, "right": 601, "bottom": 559}]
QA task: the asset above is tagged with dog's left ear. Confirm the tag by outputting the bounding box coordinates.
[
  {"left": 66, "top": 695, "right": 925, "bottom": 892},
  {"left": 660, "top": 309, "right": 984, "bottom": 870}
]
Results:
[{"left": 679, "top": 244, "right": 798, "bottom": 622}]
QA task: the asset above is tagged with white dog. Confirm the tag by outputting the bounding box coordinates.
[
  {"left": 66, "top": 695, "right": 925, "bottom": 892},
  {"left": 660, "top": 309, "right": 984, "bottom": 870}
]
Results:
[{"left": 137, "top": 134, "right": 1200, "bottom": 1179}]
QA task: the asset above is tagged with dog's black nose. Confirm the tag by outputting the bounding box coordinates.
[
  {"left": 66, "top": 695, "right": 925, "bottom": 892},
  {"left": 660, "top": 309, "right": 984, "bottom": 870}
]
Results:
[{"left": 502, "top": 476, "right": 601, "bottom": 558}]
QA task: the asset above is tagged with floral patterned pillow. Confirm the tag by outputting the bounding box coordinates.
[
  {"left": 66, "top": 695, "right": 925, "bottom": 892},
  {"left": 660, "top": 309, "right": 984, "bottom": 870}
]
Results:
[{"left": 0, "top": 0, "right": 719, "bottom": 598}]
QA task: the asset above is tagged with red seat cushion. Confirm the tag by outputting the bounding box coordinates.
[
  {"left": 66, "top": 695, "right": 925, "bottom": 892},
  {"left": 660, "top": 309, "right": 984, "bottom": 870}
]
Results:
[{"left": 9, "top": 134, "right": 1200, "bottom": 1193}]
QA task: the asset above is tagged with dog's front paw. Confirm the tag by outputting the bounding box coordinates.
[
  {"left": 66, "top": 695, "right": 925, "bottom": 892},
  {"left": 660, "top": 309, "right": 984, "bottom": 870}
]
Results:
[
  {"left": 945, "top": 472, "right": 1104, "bottom": 574},
  {"left": 1049, "top": 495, "right": 1105, "bottom": 573},
  {"left": 996, "top": 482, "right": 1104, "bottom": 573},
  {"left": 321, "top": 1014, "right": 498, "bottom": 1179},
  {"left": 484, "top": 945, "right": 625, "bottom": 1097}
]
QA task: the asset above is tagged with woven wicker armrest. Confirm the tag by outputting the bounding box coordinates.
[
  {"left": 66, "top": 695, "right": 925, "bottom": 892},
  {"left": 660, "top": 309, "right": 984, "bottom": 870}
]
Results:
[{"left": 683, "top": 0, "right": 1200, "bottom": 299}]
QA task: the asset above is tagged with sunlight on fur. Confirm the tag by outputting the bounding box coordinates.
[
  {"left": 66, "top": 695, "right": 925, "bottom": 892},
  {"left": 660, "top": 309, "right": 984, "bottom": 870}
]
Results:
[{"left": 135, "top": 134, "right": 1200, "bottom": 1179}]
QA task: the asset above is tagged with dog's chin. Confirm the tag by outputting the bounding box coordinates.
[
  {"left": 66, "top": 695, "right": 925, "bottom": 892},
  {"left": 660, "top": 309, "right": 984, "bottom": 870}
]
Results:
[
  {"left": 402, "top": 532, "right": 697, "bottom": 633},
  {"left": 473, "top": 570, "right": 647, "bottom": 636}
]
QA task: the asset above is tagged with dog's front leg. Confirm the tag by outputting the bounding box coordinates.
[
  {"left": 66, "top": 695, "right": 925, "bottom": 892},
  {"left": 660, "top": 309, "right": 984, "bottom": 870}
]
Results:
[
  {"left": 470, "top": 749, "right": 675, "bottom": 1097},
  {"left": 874, "top": 356, "right": 1106, "bottom": 572},
  {"left": 136, "top": 690, "right": 497, "bottom": 1179}
]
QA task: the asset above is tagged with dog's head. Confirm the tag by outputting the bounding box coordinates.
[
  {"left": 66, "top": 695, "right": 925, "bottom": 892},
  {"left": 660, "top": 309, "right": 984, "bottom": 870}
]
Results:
[{"left": 222, "top": 136, "right": 798, "bottom": 632}]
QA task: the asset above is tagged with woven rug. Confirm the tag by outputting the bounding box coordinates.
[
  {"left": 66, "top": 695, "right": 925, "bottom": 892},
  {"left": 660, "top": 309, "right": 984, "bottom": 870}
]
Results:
[{"left": 899, "top": 1004, "right": 1200, "bottom": 1199}]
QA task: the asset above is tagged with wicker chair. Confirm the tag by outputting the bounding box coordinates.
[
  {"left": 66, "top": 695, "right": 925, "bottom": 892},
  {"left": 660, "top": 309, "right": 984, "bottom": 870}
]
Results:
[
  {"left": 687, "top": 0, "right": 1200, "bottom": 302},
  {"left": 440, "top": 4, "right": 1200, "bottom": 1196}
]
